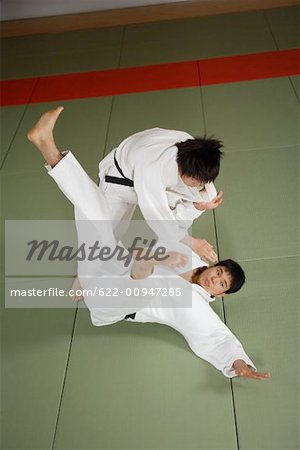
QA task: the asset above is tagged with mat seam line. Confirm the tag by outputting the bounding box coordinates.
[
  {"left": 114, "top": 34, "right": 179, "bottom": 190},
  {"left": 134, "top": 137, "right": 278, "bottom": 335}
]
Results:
[
  {"left": 0, "top": 77, "right": 40, "bottom": 172},
  {"left": 101, "top": 26, "right": 126, "bottom": 162},
  {"left": 50, "top": 306, "right": 79, "bottom": 450},
  {"left": 263, "top": 10, "right": 300, "bottom": 105},
  {"left": 214, "top": 210, "right": 240, "bottom": 450}
]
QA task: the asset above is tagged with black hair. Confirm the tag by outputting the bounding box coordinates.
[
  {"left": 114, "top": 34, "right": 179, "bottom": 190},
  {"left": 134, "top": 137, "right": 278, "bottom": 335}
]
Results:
[
  {"left": 215, "top": 259, "right": 246, "bottom": 294},
  {"left": 176, "top": 136, "right": 223, "bottom": 183}
]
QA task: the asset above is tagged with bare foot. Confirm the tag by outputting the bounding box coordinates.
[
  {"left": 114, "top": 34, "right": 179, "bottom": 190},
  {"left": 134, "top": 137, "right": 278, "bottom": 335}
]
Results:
[
  {"left": 69, "top": 277, "right": 84, "bottom": 301},
  {"left": 27, "top": 106, "right": 64, "bottom": 167}
]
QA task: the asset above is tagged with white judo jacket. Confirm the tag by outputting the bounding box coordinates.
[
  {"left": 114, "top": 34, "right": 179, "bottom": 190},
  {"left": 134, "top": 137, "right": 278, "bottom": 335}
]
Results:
[
  {"left": 48, "top": 152, "right": 255, "bottom": 379},
  {"left": 46, "top": 152, "right": 200, "bottom": 324},
  {"left": 99, "top": 128, "right": 217, "bottom": 242},
  {"left": 133, "top": 281, "right": 256, "bottom": 378}
]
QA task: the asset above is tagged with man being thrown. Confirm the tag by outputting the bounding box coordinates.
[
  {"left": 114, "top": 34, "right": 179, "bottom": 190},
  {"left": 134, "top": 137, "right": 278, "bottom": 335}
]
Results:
[
  {"left": 27, "top": 106, "right": 270, "bottom": 381},
  {"left": 99, "top": 122, "right": 224, "bottom": 264}
]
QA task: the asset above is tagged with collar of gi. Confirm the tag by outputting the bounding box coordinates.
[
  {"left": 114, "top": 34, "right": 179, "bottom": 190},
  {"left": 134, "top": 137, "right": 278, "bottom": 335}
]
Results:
[{"left": 192, "top": 283, "right": 215, "bottom": 303}]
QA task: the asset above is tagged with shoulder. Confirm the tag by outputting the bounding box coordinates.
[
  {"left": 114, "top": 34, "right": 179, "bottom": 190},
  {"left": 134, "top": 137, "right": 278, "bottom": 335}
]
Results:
[{"left": 158, "top": 128, "right": 194, "bottom": 140}]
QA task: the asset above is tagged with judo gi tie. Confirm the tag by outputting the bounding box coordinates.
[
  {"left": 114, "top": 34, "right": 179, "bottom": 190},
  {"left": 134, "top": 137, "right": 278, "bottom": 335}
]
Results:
[
  {"left": 125, "top": 313, "right": 136, "bottom": 320},
  {"left": 104, "top": 151, "right": 134, "bottom": 187}
]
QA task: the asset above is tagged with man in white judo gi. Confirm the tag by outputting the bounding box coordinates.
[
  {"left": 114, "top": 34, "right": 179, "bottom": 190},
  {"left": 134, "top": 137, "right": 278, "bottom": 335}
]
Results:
[
  {"left": 27, "top": 106, "right": 270, "bottom": 381},
  {"left": 99, "top": 126, "right": 224, "bottom": 263}
]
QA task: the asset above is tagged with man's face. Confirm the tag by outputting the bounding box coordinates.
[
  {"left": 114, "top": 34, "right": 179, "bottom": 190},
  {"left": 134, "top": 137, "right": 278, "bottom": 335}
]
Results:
[
  {"left": 197, "top": 266, "right": 232, "bottom": 296},
  {"left": 180, "top": 174, "right": 205, "bottom": 188}
]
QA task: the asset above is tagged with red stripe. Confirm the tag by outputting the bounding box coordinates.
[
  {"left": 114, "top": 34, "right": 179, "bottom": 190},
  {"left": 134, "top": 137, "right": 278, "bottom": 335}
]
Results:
[
  {"left": 199, "top": 49, "right": 300, "bottom": 85},
  {"left": 1, "top": 77, "right": 38, "bottom": 106},
  {"left": 1, "top": 49, "right": 299, "bottom": 107},
  {"left": 32, "top": 60, "right": 199, "bottom": 104}
]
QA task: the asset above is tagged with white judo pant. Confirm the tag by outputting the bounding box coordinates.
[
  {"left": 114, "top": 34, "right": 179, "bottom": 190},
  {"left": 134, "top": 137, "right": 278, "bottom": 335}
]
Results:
[{"left": 47, "top": 152, "right": 192, "bottom": 326}]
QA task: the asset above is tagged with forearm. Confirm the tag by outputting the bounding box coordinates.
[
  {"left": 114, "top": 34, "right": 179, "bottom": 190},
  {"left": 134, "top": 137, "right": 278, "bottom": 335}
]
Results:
[{"left": 188, "top": 332, "right": 256, "bottom": 378}]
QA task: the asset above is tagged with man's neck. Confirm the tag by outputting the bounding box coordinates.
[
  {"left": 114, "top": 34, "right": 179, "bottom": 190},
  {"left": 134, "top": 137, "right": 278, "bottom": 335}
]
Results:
[{"left": 179, "top": 268, "right": 196, "bottom": 283}]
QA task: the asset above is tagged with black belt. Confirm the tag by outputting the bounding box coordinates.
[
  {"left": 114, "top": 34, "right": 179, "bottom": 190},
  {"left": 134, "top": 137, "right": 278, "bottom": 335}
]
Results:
[
  {"left": 125, "top": 313, "right": 136, "bottom": 320},
  {"left": 104, "top": 151, "right": 134, "bottom": 187}
]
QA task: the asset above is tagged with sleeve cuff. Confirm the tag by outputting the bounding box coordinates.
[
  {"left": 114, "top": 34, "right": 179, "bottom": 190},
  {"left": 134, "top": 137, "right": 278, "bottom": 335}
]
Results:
[{"left": 223, "top": 354, "right": 257, "bottom": 378}]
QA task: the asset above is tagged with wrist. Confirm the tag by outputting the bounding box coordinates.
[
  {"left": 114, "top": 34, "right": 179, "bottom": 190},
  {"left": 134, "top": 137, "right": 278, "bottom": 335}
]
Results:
[
  {"left": 233, "top": 359, "right": 245, "bottom": 368},
  {"left": 193, "top": 202, "right": 202, "bottom": 211}
]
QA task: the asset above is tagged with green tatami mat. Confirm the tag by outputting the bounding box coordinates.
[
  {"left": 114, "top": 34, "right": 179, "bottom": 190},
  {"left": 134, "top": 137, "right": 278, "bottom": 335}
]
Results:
[
  {"left": 1, "top": 98, "right": 113, "bottom": 176},
  {"left": 104, "top": 87, "right": 205, "bottom": 153},
  {"left": 1, "top": 300, "right": 77, "bottom": 449},
  {"left": 290, "top": 75, "right": 300, "bottom": 101},
  {"left": 191, "top": 210, "right": 217, "bottom": 254},
  {"left": 1, "top": 27, "right": 124, "bottom": 80},
  {"left": 1, "top": 170, "right": 74, "bottom": 220},
  {"left": 0, "top": 105, "right": 28, "bottom": 168},
  {"left": 1, "top": 27, "right": 123, "bottom": 59},
  {"left": 52, "top": 303, "right": 238, "bottom": 450},
  {"left": 120, "top": 11, "right": 275, "bottom": 67},
  {"left": 202, "top": 77, "right": 299, "bottom": 152},
  {"left": 223, "top": 257, "right": 299, "bottom": 449},
  {"left": 214, "top": 146, "right": 299, "bottom": 261},
  {"left": 265, "top": 5, "right": 300, "bottom": 49}
]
